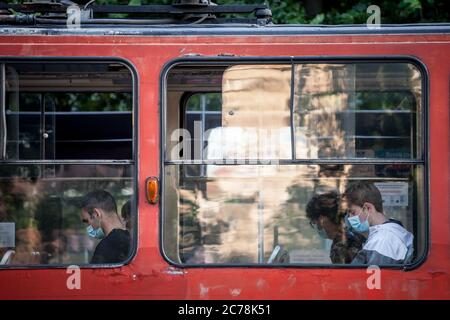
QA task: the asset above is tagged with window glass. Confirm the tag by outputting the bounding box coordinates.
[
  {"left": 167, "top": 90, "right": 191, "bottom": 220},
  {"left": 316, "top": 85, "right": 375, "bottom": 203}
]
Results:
[
  {"left": 168, "top": 65, "right": 293, "bottom": 162},
  {"left": 293, "top": 63, "right": 422, "bottom": 159},
  {"left": 5, "top": 63, "right": 132, "bottom": 160},
  {"left": 163, "top": 62, "right": 425, "bottom": 267},
  {"left": 164, "top": 164, "right": 424, "bottom": 264},
  {"left": 0, "top": 164, "right": 134, "bottom": 265},
  {"left": 0, "top": 62, "right": 135, "bottom": 267}
]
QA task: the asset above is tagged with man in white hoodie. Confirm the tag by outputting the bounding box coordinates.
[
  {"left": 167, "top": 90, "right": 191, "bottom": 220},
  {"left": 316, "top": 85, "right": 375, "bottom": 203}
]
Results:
[{"left": 343, "top": 182, "right": 414, "bottom": 265}]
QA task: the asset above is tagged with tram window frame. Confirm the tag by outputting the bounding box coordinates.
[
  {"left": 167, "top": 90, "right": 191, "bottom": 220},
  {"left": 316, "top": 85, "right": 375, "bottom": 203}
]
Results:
[
  {"left": 0, "top": 58, "right": 138, "bottom": 269},
  {"left": 161, "top": 57, "right": 429, "bottom": 270}
]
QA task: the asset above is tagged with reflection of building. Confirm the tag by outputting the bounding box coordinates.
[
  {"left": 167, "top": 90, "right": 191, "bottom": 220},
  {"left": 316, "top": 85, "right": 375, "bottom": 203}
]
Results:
[
  {"left": 295, "top": 64, "right": 354, "bottom": 159},
  {"left": 197, "top": 65, "right": 317, "bottom": 263}
]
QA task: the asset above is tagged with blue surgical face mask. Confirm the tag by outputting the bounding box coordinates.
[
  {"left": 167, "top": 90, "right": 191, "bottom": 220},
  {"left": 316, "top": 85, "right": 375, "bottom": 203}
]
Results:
[
  {"left": 346, "top": 211, "right": 370, "bottom": 233},
  {"left": 86, "top": 225, "right": 105, "bottom": 239}
]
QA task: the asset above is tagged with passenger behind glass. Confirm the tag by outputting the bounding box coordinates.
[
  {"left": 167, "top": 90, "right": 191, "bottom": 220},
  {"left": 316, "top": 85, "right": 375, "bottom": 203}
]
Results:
[
  {"left": 80, "top": 190, "right": 130, "bottom": 264},
  {"left": 344, "top": 182, "right": 414, "bottom": 265},
  {"left": 306, "top": 191, "right": 365, "bottom": 264}
]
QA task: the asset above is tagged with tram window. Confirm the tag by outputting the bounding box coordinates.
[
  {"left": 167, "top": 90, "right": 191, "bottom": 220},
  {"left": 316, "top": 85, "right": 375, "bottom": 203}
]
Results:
[
  {"left": 4, "top": 63, "right": 132, "bottom": 160},
  {"left": 293, "top": 63, "right": 422, "bottom": 159},
  {"left": 0, "top": 62, "right": 135, "bottom": 267},
  {"left": 163, "top": 61, "right": 425, "bottom": 266}
]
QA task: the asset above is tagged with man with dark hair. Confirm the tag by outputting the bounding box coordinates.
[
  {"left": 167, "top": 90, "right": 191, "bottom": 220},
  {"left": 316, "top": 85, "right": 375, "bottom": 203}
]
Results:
[
  {"left": 81, "top": 190, "right": 130, "bottom": 264},
  {"left": 343, "top": 182, "right": 414, "bottom": 265},
  {"left": 306, "top": 191, "right": 365, "bottom": 264}
]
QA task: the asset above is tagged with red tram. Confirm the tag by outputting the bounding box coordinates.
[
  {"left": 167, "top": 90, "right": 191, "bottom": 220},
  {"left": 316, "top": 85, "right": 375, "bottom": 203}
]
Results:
[{"left": 0, "top": 1, "right": 448, "bottom": 299}]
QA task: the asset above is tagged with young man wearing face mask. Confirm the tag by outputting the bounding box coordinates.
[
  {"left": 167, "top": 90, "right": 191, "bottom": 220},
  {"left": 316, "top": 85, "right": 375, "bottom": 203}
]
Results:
[
  {"left": 306, "top": 191, "right": 365, "bottom": 264},
  {"left": 343, "top": 182, "right": 414, "bottom": 265},
  {"left": 81, "top": 190, "right": 130, "bottom": 264}
]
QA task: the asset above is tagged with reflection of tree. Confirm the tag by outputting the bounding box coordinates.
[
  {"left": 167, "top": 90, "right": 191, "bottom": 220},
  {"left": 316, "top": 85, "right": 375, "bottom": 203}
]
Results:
[
  {"left": 47, "top": 92, "right": 131, "bottom": 112},
  {"left": 295, "top": 63, "right": 421, "bottom": 160},
  {"left": 14, "top": 92, "right": 131, "bottom": 113},
  {"left": 0, "top": 174, "right": 43, "bottom": 229}
]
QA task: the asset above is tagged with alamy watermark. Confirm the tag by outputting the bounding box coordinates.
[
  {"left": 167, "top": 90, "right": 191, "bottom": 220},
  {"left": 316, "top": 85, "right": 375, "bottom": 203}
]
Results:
[
  {"left": 367, "top": 5, "right": 381, "bottom": 29},
  {"left": 66, "top": 5, "right": 81, "bottom": 29},
  {"left": 66, "top": 265, "right": 81, "bottom": 290},
  {"left": 170, "top": 121, "right": 287, "bottom": 165}
]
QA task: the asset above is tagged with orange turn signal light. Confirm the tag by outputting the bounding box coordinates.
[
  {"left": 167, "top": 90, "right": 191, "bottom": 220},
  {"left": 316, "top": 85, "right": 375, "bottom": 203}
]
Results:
[{"left": 146, "top": 177, "right": 159, "bottom": 204}]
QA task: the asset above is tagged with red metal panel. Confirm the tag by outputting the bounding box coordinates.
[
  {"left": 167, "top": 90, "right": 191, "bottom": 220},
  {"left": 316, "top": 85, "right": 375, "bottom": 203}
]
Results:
[{"left": 0, "top": 33, "right": 448, "bottom": 299}]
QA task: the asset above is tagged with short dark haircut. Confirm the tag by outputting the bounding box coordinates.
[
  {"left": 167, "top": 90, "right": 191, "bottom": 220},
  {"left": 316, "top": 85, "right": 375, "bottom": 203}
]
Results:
[
  {"left": 344, "top": 182, "right": 383, "bottom": 213},
  {"left": 81, "top": 190, "right": 117, "bottom": 216},
  {"left": 306, "top": 191, "right": 340, "bottom": 225}
]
